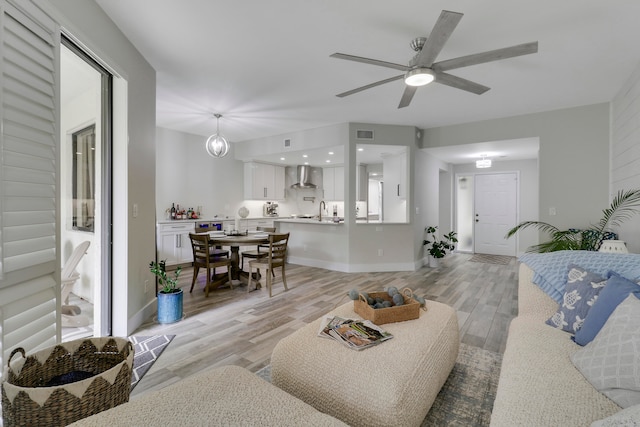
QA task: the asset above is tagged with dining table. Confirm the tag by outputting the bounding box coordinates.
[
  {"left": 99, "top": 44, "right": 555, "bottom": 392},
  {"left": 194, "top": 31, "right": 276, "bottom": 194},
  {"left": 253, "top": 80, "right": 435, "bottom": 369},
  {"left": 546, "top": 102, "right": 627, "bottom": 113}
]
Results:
[{"left": 209, "top": 232, "right": 271, "bottom": 288}]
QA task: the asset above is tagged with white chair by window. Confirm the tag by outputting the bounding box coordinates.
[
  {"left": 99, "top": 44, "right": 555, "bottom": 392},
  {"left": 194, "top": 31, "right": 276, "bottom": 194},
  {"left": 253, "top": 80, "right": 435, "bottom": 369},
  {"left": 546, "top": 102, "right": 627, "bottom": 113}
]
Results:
[{"left": 61, "top": 241, "right": 91, "bottom": 327}]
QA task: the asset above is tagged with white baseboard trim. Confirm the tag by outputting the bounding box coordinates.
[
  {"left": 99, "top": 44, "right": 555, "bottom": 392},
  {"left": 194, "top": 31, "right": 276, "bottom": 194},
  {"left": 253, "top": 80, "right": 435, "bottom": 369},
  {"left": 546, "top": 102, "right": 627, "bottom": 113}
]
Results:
[
  {"left": 287, "top": 256, "right": 416, "bottom": 273},
  {"left": 127, "top": 298, "right": 157, "bottom": 336}
]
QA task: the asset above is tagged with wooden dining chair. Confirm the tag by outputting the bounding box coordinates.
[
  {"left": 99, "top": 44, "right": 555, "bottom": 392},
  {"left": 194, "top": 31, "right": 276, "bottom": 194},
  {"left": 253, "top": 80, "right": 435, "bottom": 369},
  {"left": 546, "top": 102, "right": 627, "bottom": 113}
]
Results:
[
  {"left": 189, "top": 233, "right": 232, "bottom": 297},
  {"left": 240, "top": 226, "right": 276, "bottom": 271},
  {"left": 247, "top": 232, "right": 289, "bottom": 297}
]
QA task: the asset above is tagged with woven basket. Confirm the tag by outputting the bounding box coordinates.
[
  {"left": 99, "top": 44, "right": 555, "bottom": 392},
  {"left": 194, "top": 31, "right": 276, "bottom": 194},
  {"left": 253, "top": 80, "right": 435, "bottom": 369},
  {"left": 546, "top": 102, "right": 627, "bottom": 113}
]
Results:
[
  {"left": 2, "top": 337, "right": 134, "bottom": 427},
  {"left": 354, "top": 288, "right": 421, "bottom": 325}
]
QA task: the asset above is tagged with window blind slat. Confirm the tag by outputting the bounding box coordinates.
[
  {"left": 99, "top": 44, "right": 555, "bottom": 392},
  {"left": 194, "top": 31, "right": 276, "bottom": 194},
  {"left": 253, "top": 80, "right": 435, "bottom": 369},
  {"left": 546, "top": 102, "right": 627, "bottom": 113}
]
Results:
[
  {"left": 4, "top": 223, "right": 55, "bottom": 242},
  {"left": 3, "top": 121, "right": 55, "bottom": 148}
]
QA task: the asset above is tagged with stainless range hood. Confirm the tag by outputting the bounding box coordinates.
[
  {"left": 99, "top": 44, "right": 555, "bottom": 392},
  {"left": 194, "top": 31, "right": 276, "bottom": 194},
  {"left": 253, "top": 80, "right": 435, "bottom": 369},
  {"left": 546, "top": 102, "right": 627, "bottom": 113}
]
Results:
[{"left": 291, "top": 165, "right": 317, "bottom": 189}]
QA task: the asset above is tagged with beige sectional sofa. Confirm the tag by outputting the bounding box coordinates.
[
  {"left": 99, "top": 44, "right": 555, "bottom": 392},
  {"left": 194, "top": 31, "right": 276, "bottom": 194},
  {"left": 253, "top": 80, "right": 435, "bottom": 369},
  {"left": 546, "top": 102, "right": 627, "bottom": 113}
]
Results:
[{"left": 490, "top": 263, "right": 621, "bottom": 426}]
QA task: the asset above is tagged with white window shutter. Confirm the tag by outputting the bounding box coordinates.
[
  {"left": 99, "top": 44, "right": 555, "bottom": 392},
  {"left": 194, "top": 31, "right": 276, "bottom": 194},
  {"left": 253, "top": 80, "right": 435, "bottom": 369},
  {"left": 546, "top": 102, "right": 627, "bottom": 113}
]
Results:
[{"left": 0, "top": 0, "right": 59, "bottom": 377}]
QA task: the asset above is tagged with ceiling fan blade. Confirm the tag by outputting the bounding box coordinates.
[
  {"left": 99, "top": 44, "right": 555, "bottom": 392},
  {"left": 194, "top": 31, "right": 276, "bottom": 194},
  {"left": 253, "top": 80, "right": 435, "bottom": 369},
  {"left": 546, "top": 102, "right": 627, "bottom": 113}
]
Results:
[
  {"left": 416, "top": 10, "right": 463, "bottom": 67},
  {"left": 398, "top": 85, "right": 418, "bottom": 108},
  {"left": 434, "top": 72, "right": 490, "bottom": 95},
  {"left": 336, "top": 75, "right": 404, "bottom": 98},
  {"left": 433, "top": 41, "right": 538, "bottom": 72},
  {"left": 330, "top": 53, "right": 408, "bottom": 72}
]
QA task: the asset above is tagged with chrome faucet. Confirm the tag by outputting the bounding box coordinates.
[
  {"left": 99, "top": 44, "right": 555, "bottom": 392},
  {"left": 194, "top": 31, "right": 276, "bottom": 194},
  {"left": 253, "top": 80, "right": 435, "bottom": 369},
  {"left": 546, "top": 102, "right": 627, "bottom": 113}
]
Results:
[{"left": 319, "top": 200, "right": 326, "bottom": 222}]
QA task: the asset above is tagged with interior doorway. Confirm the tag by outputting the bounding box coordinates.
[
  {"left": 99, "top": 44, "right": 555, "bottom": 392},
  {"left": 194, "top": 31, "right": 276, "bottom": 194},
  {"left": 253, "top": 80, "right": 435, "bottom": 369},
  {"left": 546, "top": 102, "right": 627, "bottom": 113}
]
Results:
[
  {"left": 60, "top": 37, "right": 113, "bottom": 339},
  {"left": 455, "top": 172, "right": 518, "bottom": 256}
]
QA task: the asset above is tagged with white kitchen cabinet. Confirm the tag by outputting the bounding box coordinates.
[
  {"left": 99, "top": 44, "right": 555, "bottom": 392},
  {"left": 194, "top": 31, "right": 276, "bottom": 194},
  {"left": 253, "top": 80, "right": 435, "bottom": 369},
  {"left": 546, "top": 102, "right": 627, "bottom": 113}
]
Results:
[
  {"left": 322, "top": 166, "right": 344, "bottom": 201},
  {"left": 247, "top": 218, "right": 275, "bottom": 231},
  {"left": 244, "top": 162, "right": 285, "bottom": 200},
  {"left": 157, "top": 222, "right": 194, "bottom": 266}
]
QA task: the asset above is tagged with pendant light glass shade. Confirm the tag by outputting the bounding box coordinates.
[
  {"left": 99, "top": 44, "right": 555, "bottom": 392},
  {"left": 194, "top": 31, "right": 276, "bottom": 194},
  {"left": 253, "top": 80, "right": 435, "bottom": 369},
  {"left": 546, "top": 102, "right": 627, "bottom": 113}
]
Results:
[{"left": 205, "top": 114, "right": 230, "bottom": 158}]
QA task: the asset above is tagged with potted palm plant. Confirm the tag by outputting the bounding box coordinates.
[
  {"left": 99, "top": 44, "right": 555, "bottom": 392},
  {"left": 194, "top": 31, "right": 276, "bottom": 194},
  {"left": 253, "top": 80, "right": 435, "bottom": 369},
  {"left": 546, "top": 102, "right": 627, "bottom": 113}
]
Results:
[
  {"left": 423, "top": 226, "right": 458, "bottom": 268},
  {"left": 149, "top": 260, "right": 183, "bottom": 324},
  {"left": 506, "top": 189, "right": 640, "bottom": 252}
]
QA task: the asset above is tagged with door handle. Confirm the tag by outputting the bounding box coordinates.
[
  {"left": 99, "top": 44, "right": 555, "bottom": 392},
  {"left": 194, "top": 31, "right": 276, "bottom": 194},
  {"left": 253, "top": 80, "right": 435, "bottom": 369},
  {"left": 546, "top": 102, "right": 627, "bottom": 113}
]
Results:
[{"left": 397, "top": 184, "right": 400, "bottom": 196}]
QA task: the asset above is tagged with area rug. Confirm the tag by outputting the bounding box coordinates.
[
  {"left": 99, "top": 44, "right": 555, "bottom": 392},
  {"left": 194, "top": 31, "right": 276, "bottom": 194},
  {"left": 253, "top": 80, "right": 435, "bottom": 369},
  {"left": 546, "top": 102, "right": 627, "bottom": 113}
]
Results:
[
  {"left": 469, "top": 254, "right": 513, "bottom": 265},
  {"left": 129, "top": 335, "right": 175, "bottom": 390},
  {"left": 256, "top": 343, "right": 502, "bottom": 426}
]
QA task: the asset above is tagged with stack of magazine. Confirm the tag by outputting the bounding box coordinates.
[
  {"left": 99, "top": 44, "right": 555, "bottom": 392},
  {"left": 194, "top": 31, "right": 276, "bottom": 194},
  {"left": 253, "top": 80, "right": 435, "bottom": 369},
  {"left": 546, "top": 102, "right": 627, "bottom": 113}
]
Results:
[{"left": 317, "top": 316, "right": 393, "bottom": 350}]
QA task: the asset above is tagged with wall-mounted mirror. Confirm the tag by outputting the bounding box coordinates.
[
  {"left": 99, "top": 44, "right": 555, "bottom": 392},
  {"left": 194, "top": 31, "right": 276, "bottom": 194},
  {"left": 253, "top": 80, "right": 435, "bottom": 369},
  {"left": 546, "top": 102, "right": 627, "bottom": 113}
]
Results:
[{"left": 356, "top": 144, "right": 408, "bottom": 223}]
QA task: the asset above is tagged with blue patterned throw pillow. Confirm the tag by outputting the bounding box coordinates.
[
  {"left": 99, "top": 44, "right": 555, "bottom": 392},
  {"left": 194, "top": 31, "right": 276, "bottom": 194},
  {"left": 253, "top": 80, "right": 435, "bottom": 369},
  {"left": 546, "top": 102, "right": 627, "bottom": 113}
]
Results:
[{"left": 545, "top": 264, "right": 607, "bottom": 334}]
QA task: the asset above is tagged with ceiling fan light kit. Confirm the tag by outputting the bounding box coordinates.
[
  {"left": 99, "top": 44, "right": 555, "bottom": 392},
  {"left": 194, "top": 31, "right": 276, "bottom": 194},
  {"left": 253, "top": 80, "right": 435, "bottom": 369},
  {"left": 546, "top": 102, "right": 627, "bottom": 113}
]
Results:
[
  {"left": 331, "top": 9, "right": 538, "bottom": 108},
  {"left": 404, "top": 68, "right": 434, "bottom": 86},
  {"left": 205, "top": 113, "right": 230, "bottom": 158}
]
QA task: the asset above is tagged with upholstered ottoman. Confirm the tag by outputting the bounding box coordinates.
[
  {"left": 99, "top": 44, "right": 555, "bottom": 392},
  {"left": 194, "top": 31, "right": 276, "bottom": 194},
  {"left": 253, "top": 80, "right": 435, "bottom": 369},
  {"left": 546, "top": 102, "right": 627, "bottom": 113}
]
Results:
[
  {"left": 271, "top": 300, "right": 460, "bottom": 427},
  {"left": 70, "top": 365, "right": 347, "bottom": 426}
]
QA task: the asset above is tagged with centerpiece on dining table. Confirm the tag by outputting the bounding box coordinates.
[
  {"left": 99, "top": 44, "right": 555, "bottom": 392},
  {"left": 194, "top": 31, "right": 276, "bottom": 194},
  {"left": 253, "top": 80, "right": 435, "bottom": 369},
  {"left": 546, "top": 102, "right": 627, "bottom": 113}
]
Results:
[{"left": 223, "top": 229, "right": 248, "bottom": 236}]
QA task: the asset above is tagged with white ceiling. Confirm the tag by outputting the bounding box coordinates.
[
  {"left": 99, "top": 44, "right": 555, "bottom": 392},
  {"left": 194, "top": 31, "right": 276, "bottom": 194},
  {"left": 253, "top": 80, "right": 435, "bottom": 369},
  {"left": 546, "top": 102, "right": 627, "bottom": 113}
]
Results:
[{"left": 95, "top": 1, "right": 640, "bottom": 164}]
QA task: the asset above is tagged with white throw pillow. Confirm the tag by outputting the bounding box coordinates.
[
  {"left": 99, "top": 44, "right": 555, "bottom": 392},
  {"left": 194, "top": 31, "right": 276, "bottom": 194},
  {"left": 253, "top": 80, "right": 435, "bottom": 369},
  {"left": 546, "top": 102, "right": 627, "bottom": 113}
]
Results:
[{"left": 571, "top": 294, "right": 640, "bottom": 408}]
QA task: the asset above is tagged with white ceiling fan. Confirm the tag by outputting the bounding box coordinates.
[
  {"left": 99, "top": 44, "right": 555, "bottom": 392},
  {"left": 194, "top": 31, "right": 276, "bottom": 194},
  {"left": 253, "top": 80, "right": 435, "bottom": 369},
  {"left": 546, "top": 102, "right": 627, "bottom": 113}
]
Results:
[{"left": 331, "top": 10, "right": 538, "bottom": 108}]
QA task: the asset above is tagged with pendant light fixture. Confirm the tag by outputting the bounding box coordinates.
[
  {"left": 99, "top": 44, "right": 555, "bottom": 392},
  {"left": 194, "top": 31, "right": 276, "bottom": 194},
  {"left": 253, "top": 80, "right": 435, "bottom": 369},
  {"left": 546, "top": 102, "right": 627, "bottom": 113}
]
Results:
[{"left": 205, "top": 113, "right": 230, "bottom": 158}]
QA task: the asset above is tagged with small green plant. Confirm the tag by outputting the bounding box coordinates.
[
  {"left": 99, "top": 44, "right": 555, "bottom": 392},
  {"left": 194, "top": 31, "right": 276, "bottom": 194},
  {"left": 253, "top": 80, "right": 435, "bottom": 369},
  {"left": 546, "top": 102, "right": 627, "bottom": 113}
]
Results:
[
  {"left": 423, "top": 226, "right": 458, "bottom": 259},
  {"left": 149, "top": 260, "right": 182, "bottom": 293}
]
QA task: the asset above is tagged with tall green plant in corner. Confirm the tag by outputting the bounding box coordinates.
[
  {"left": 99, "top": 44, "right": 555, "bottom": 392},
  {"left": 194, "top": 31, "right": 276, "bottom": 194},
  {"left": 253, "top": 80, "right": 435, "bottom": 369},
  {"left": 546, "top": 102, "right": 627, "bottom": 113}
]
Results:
[{"left": 506, "top": 189, "right": 640, "bottom": 252}]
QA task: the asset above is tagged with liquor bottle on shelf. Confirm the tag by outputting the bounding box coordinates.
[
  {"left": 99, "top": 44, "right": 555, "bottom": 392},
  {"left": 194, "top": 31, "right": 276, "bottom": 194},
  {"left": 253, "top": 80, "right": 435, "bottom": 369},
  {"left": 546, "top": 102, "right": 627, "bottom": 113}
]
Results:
[{"left": 170, "top": 203, "right": 176, "bottom": 220}]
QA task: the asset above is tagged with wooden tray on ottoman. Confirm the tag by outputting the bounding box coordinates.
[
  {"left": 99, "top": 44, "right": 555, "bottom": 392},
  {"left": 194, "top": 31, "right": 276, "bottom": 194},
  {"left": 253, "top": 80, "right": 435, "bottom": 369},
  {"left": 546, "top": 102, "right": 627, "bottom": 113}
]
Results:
[{"left": 354, "top": 289, "right": 420, "bottom": 325}]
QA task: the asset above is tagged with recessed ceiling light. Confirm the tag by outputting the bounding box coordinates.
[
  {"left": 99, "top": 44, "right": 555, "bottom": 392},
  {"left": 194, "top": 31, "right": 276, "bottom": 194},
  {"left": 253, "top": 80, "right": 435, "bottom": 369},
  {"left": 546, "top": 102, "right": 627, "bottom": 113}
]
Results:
[
  {"left": 357, "top": 148, "right": 364, "bottom": 152},
  {"left": 304, "top": 161, "right": 309, "bottom": 165},
  {"left": 371, "top": 173, "right": 378, "bottom": 176},
  {"left": 302, "top": 154, "right": 308, "bottom": 158},
  {"left": 328, "top": 151, "right": 334, "bottom": 155},
  {"left": 325, "top": 160, "right": 331, "bottom": 163},
  {"left": 280, "top": 157, "right": 285, "bottom": 161}
]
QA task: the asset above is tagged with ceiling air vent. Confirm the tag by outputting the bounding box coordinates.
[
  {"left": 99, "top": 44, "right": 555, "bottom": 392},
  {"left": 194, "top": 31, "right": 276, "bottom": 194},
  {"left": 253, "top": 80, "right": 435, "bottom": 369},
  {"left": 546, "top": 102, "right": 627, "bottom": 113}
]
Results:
[
  {"left": 356, "top": 129, "right": 374, "bottom": 140},
  {"left": 283, "top": 138, "right": 292, "bottom": 148}
]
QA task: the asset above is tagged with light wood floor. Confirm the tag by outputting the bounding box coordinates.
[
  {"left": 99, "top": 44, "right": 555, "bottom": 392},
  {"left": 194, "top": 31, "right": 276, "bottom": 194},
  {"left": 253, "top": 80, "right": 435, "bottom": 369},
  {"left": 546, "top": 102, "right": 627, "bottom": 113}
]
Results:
[{"left": 130, "top": 253, "right": 519, "bottom": 397}]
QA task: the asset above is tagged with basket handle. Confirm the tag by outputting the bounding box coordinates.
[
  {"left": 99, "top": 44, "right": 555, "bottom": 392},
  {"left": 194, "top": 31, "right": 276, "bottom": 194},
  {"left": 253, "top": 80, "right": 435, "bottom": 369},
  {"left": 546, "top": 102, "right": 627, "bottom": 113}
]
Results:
[
  {"left": 7, "top": 347, "right": 25, "bottom": 371},
  {"left": 401, "top": 287, "right": 414, "bottom": 298},
  {"left": 358, "top": 293, "right": 368, "bottom": 303}
]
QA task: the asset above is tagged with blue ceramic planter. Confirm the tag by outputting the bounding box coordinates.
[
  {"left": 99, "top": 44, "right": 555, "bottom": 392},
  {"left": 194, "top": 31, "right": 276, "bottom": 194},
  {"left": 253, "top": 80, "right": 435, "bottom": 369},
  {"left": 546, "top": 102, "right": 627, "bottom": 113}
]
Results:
[{"left": 157, "top": 289, "right": 183, "bottom": 324}]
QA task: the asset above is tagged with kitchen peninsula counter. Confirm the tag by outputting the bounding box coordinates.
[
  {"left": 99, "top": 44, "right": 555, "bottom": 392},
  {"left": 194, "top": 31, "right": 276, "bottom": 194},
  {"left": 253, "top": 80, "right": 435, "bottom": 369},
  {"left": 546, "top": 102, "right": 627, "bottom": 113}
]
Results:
[{"left": 274, "top": 218, "right": 344, "bottom": 225}]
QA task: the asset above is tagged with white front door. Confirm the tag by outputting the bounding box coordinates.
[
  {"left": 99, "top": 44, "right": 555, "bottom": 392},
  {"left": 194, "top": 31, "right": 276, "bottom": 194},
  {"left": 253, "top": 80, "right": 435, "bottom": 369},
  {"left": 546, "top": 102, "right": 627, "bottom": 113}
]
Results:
[{"left": 474, "top": 173, "right": 518, "bottom": 256}]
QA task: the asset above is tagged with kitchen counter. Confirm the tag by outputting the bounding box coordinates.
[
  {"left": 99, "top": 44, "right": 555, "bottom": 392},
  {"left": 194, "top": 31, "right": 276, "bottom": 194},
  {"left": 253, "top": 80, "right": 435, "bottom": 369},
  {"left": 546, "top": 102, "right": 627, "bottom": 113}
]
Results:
[
  {"left": 157, "top": 216, "right": 277, "bottom": 225},
  {"left": 274, "top": 218, "right": 344, "bottom": 225}
]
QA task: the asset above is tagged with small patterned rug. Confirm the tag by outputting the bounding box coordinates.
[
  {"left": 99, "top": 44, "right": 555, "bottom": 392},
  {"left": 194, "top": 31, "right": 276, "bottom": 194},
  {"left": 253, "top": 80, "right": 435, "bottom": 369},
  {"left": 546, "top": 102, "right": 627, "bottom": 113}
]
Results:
[
  {"left": 256, "top": 343, "right": 502, "bottom": 426},
  {"left": 129, "top": 335, "right": 175, "bottom": 390},
  {"left": 469, "top": 254, "right": 513, "bottom": 265}
]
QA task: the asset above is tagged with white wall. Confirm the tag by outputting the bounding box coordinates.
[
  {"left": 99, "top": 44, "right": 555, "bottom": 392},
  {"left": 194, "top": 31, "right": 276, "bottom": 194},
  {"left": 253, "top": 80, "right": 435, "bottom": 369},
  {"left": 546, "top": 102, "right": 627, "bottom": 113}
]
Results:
[
  {"left": 156, "top": 127, "right": 244, "bottom": 220},
  {"left": 611, "top": 60, "right": 640, "bottom": 254},
  {"left": 45, "top": 0, "right": 157, "bottom": 335},
  {"left": 423, "top": 104, "right": 610, "bottom": 240},
  {"left": 414, "top": 150, "right": 450, "bottom": 261}
]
